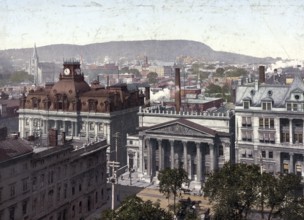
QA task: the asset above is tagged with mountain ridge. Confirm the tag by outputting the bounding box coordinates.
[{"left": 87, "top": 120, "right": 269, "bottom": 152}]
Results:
[{"left": 0, "top": 40, "right": 274, "bottom": 64}]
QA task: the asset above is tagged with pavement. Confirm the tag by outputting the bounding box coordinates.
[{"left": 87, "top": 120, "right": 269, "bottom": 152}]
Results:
[{"left": 86, "top": 171, "right": 211, "bottom": 220}]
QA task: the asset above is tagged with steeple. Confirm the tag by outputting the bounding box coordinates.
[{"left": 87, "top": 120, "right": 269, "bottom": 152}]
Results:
[{"left": 32, "top": 43, "right": 39, "bottom": 61}]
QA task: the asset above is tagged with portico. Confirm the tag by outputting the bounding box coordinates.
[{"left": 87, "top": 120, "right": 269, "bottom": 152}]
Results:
[{"left": 137, "top": 118, "right": 231, "bottom": 187}]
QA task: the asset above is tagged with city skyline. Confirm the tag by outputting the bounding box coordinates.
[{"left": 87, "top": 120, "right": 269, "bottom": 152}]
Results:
[{"left": 1, "top": 0, "right": 304, "bottom": 60}]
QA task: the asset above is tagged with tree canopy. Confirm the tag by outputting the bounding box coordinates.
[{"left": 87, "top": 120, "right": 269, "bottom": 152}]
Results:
[
  {"left": 204, "top": 163, "right": 304, "bottom": 220},
  {"left": 158, "top": 168, "right": 189, "bottom": 215},
  {"left": 146, "top": 72, "right": 158, "bottom": 84},
  {"left": 101, "top": 196, "right": 172, "bottom": 220}
]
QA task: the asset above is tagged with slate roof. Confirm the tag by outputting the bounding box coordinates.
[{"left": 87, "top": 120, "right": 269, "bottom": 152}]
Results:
[
  {"left": 235, "top": 73, "right": 304, "bottom": 107},
  {"left": 0, "top": 138, "right": 33, "bottom": 162}
]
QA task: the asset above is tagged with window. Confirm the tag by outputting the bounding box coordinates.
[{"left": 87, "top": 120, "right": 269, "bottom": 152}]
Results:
[
  {"left": 294, "top": 133, "right": 303, "bottom": 144},
  {"left": 72, "top": 186, "right": 75, "bottom": 196},
  {"left": 287, "top": 103, "right": 299, "bottom": 111},
  {"left": 64, "top": 183, "right": 67, "bottom": 199},
  {"left": 261, "top": 151, "right": 266, "bottom": 158},
  {"left": 57, "top": 186, "right": 61, "bottom": 202},
  {"left": 241, "top": 130, "right": 252, "bottom": 142},
  {"left": 79, "top": 201, "right": 82, "bottom": 213},
  {"left": 79, "top": 184, "right": 82, "bottom": 192},
  {"left": 242, "top": 117, "right": 252, "bottom": 127},
  {"left": 219, "top": 145, "right": 224, "bottom": 156},
  {"left": 88, "top": 99, "right": 97, "bottom": 112},
  {"left": 22, "top": 178, "right": 28, "bottom": 192},
  {"left": 90, "top": 122, "right": 94, "bottom": 131},
  {"left": 244, "top": 101, "right": 250, "bottom": 109},
  {"left": 283, "top": 163, "right": 289, "bottom": 173},
  {"left": 269, "top": 151, "right": 273, "bottom": 158},
  {"left": 259, "top": 132, "right": 275, "bottom": 143},
  {"left": 296, "top": 164, "right": 302, "bottom": 176},
  {"left": 72, "top": 205, "right": 75, "bottom": 218},
  {"left": 0, "top": 188, "right": 2, "bottom": 202},
  {"left": 259, "top": 118, "right": 274, "bottom": 129},
  {"left": 99, "top": 123, "right": 104, "bottom": 132},
  {"left": 10, "top": 184, "right": 15, "bottom": 198},
  {"left": 9, "top": 206, "right": 15, "bottom": 220},
  {"left": 262, "top": 102, "right": 271, "bottom": 110},
  {"left": 281, "top": 132, "right": 290, "bottom": 143},
  {"left": 22, "top": 200, "right": 28, "bottom": 215}
]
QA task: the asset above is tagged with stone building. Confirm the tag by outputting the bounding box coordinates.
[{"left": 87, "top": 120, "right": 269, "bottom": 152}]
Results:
[
  {"left": 235, "top": 66, "right": 304, "bottom": 176},
  {"left": 0, "top": 127, "right": 108, "bottom": 220},
  {"left": 19, "top": 60, "right": 149, "bottom": 168},
  {"left": 126, "top": 68, "right": 235, "bottom": 188}
]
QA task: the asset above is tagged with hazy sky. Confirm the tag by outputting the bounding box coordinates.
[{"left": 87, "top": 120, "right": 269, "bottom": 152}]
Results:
[{"left": 1, "top": 0, "right": 304, "bottom": 59}]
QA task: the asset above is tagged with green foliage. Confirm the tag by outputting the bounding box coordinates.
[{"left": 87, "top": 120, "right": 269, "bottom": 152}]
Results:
[
  {"left": 204, "top": 163, "right": 304, "bottom": 220},
  {"left": 10, "top": 71, "right": 33, "bottom": 83},
  {"left": 215, "top": 67, "right": 225, "bottom": 76},
  {"left": 119, "top": 66, "right": 129, "bottom": 74},
  {"left": 129, "top": 68, "right": 141, "bottom": 77},
  {"left": 225, "top": 68, "right": 248, "bottom": 77},
  {"left": 146, "top": 72, "right": 158, "bottom": 84},
  {"left": 158, "top": 168, "right": 189, "bottom": 215},
  {"left": 101, "top": 196, "right": 172, "bottom": 220},
  {"left": 205, "top": 83, "right": 222, "bottom": 94}
]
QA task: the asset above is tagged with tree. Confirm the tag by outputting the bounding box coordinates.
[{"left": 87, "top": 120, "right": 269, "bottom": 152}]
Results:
[
  {"left": 204, "top": 163, "right": 261, "bottom": 220},
  {"left": 10, "top": 71, "right": 34, "bottom": 83},
  {"left": 215, "top": 67, "right": 225, "bottom": 76},
  {"left": 146, "top": 72, "right": 158, "bottom": 84},
  {"left": 101, "top": 196, "right": 172, "bottom": 220},
  {"left": 225, "top": 67, "right": 248, "bottom": 77},
  {"left": 261, "top": 173, "right": 302, "bottom": 220},
  {"left": 129, "top": 68, "right": 141, "bottom": 78},
  {"left": 205, "top": 83, "right": 222, "bottom": 95},
  {"left": 158, "top": 168, "right": 189, "bottom": 215}
]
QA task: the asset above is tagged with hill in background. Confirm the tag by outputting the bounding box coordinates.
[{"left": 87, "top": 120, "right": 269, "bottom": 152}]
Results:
[{"left": 0, "top": 40, "right": 274, "bottom": 65}]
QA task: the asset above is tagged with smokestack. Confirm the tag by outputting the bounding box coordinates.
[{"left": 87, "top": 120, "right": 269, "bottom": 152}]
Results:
[
  {"left": 175, "top": 68, "right": 181, "bottom": 113},
  {"left": 107, "top": 75, "right": 109, "bottom": 87},
  {"left": 259, "top": 66, "right": 265, "bottom": 83},
  {"left": 97, "top": 75, "right": 99, "bottom": 83}
]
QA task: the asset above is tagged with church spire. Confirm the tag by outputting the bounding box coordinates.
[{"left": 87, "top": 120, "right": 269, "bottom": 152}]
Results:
[{"left": 32, "top": 43, "right": 39, "bottom": 61}]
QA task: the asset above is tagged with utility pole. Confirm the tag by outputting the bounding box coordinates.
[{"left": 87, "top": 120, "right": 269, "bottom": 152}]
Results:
[
  {"left": 108, "top": 161, "right": 120, "bottom": 211},
  {"left": 113, "top": 132, "right": 120, "bottom": 163}
]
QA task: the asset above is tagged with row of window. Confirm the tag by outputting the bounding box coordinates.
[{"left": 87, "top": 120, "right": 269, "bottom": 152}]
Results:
[
  {"left": 244, "top": 101, "right": 304, "bottom": 112},
  {"left": 241, "top": 117, "right": 275, "bottom": 129}
]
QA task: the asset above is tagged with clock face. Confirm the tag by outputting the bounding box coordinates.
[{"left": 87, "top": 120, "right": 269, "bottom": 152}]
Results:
[
  {"left": 64, "top": 68, "right": 70, "bottom": 75},
  {"left": 75, "top": 68, "right": 81, "bottom": 75}
]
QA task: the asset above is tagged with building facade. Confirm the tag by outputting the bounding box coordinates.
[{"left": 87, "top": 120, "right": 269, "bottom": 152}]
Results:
[
  {"left": 126, "top": 105, "right": 235, "bottom": 188},
  {"left": 0, "top": 128, "right": 108, "bottom": 220},
  {"left": 235, "top": 66, "right": 304, "bottom": 177},
  {"left": 19, "top": 60, "right": 149, "bottom": 168}
]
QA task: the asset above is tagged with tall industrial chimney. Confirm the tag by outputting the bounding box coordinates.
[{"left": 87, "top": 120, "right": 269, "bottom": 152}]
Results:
[
  {"left": 259, "top": 66, "right": 265, "bottom": 83},
  {"left": 175, "top": 68, "right": 181, "bottom": 113}
]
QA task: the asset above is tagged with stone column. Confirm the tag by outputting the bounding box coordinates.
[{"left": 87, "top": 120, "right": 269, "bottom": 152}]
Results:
[
  {"left": 29, "top": 118, "right": 33, "bottom": 135},
  {"left": 63, "top": 121, "right": 66, "bottom": 133},
  {"left": 182, "top": 141, "right": 188, "bottom": 172},
  {"left": 54, "top": 120, "right": 58, "bottom": 130},
  {"left": 209, "top": 143, "right": 215, "bottom": 171},
  {"left": 158, "top": 139, "right": 163, "bottom": 171},
  {"left": 289, "top": 153, "right": 294, "bottom": 173},
  {"left": 147, "top": 138, "right": 151, "bottom": 176},
  {"left": 196, "top": 142, "right": 202, "bottom": 182},
  {"left": 43, "top": 119, "right": 47, "bottom": 134},
  {"left": 95, "top": 122, "right": 98, "bottom": 139},
  {"left": 151, "top": 140, "right": 156, "bottom": 177},
  {"left": 289, "top": 118, "right": 293, "bottom": 144},
  {"left": 138, "top": 137, "right": 144, "bottom": 174},
  {"left": 275, "top": 151, "right": 281, "bottom": 173},
  {"left": 170, "top": 140, "right": 175, "bottom": 169}
]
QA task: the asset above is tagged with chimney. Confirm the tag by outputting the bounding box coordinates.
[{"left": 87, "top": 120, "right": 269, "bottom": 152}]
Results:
[
  {"left": 48, "top": 129, "right": 58, "bottom": 146},
  {"left": 61, "top": 131, "right": 66, "bottom": 145},
  {"left": 145, "top": 86, "right": 150, "bottom": 107},
  {"left": 175, "top": 68, "right": 181, "bottom": 113},
  {"left": 259, "top": 66, "right": 265, "bottom": 83},
  {"left": 107, "top": 75, "right": 109, "bottom": 87},
  {"left": 97, "top": 75, "right": 100, "bottom": 83}
]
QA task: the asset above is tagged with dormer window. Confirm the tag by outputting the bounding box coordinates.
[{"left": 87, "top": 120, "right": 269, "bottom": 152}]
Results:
[
  {"left": 244, "top": 101, "right": 250, "bottom": 109},
  {"left": 287, "top": 103, "right": 298, "bottom": 111},
  {"left": 262, "top": 102, "right": 271, "bottom": 110}
]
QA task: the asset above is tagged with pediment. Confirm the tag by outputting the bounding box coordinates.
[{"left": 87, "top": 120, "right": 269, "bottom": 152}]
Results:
[{"left": 146, "top": 122, "right": 215, "bottom": 138}]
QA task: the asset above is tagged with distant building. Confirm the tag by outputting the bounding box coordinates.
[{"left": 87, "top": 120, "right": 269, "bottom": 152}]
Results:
[
  {"left": 235, "top": 66, "right": 304, "bottom": 176},
  {"left": 19, "top": 60, "right": 150, "bottom": 168},
  {"left": 0, "top": 127, "right": 108, "bottom": 220},
  {"left": 28, "top": 44, "right": 61, "bottom": 85}
]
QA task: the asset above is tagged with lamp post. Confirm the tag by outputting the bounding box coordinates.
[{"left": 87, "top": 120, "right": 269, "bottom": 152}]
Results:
[{"left": 108, "top": 161, "right": 120, "bottom": 211}]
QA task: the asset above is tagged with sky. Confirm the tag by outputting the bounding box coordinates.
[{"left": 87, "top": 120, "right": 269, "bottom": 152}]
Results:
[{"left": 1, "top": 0, "right": 304, "bottom": 60}]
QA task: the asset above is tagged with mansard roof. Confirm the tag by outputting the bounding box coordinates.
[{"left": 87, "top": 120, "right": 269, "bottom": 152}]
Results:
[{"left": 236, "top": 73, "right": 304, "bottom": 107}]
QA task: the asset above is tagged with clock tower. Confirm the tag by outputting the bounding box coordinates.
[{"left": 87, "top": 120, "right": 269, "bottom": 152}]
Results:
[{"left": 61, "top": 59, "right": 83, "bottom": 81}]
